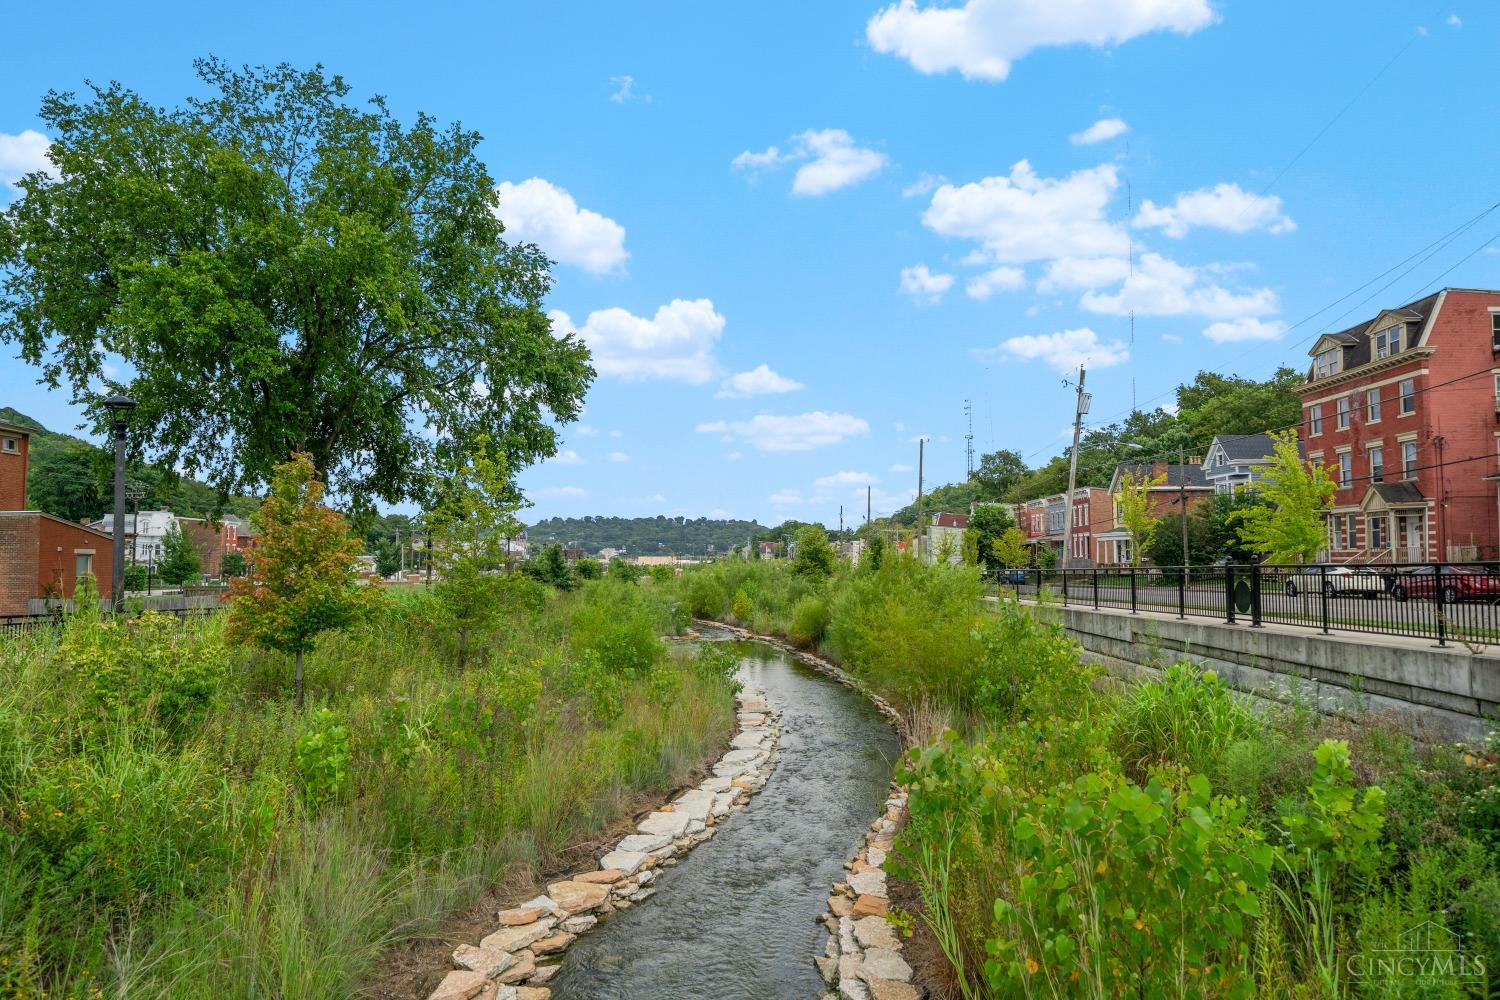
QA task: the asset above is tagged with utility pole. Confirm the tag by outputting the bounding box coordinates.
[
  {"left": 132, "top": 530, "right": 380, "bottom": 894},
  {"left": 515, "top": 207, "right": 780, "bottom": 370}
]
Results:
[
  {"left": 1060, "top": 367, "right": 1090, "bottom": 569},
  {"left": 866, "top": 485, "right": 871, "bottom": 526},
  {"left": 1180, "top": 440, "right": 1190, "bottom": 585},
  {"left": 839, "top": 505, "right": 844, "bottom": 537},
  {"left": 964, "top": 399, "right": 974, "bottom": 480},
  {"left": 916, "top": 438, "right": 926, "bottom": 560}
]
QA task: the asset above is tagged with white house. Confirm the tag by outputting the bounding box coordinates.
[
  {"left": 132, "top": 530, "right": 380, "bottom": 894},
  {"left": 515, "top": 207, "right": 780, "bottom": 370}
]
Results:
[
  {"left": 1201, "top": 434, "right": 1299, "bottom": 493},
  {"left": 88, "top": 509, "right": 180, "bottom": 565}
]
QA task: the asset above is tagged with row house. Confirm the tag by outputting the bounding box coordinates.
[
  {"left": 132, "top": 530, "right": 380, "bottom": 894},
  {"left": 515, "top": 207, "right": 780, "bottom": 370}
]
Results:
[
  {"left": 1066, "top": 487, "right": 1116, "bottom": 565},
  {"left": 1202, "top": 434, "right": 1283, "bottom": 493},
  {"left": 1095, "top": 463, "right": 1214, "bottom": 565},
  {"left": 0, "top": 419, "right": 115, "bottom": 614},
  {"left": 925, "top": 511, "right": 969, "bottom": 565},
  {"left": 1300, "top": 288, "right": 1500, "bottom": 563}
]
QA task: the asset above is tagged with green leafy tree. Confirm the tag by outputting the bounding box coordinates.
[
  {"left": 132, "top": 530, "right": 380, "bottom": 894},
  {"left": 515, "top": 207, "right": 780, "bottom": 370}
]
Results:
[
  {"left": 965, "top": 504, "right": 1016, "bottom": 572},
  {"left": 1178, "top": 368, "right": 1304, "bottom": 443},
  {"left": 1144, "top": 511, "right": 1219, "bottom": 568},
  {"left": 0, "top": 59, "right": 592, "bottom": 508},
  {"left": 993, "top": 526, "right": 1029, "bottom": 568},
  {"left": 227, "top": 454, "right": 378, "bottom": 708},
  {"left": 864, "top": 534, "right": 886, "bottom": 571},
  {"left": 220, "top": 550, "right": 247, "bottom": 578},
  {"left": 1229, "top": 430, "right": 1335, "bottom": 563},
  {"left": 157, "top": 522, "right": 202, "bottom": 586},
  {"left": 1114, "top": 469, "right": 1165, "bottom": 567},
  {"left": 973, "top": 448, "right": 1028, "bottom": 499},
  {"left": 425, "top": 438, "right": 524, "bottom": 670},
  {"left": 523, "top": 543, "right": 577, "bottom": 591},
  {"left": 792, "top": 524, "right": 837, "bottom": 578}
]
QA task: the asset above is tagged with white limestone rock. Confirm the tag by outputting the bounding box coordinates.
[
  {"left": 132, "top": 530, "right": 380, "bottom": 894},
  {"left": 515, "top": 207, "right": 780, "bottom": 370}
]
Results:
[
  {"left": 637, "top": 811, "right": 691, "bottom": 838},
  {"left": 598, "top": 850, "right": 648, "bottom": 876}
]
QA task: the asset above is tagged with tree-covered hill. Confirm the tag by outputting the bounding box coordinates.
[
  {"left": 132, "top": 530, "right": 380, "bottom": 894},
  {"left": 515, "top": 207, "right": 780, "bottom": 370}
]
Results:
[
  {"left": 0, "top": 407, "right": 259, "bottom": 523},
  {"left": 527, "top": 515, "right": 769, "bottom": 556}
]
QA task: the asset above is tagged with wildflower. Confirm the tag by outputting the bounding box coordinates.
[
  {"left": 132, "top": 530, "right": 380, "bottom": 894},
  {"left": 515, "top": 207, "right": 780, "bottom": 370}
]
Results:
[
  {"left": 1025, "top": 957, "right": 1039, "bottom": 975},
  {"left": 1134, "top": 918, "right": 1144, "bottom": 930},
  {"left": 1095, "top": 861, "right": 1107, "bottom": 875}
]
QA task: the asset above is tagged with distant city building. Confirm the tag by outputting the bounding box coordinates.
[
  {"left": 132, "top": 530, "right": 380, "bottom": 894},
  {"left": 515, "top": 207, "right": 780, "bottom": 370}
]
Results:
[{"left": 1095, "top": 462, "right": 1213, "bottom": 565}]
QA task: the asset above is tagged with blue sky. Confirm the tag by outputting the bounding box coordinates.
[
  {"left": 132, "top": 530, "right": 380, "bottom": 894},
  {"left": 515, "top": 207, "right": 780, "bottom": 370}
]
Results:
[{"left": 2, "top": 1, "right": 1496, "bottom": 527}]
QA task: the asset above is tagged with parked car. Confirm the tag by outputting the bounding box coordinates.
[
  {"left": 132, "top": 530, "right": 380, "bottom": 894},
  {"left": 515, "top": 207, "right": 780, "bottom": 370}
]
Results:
[
  {"left": 1280, "top": 565, "right": 1390, "bottom": 599},
  {"left": 995, "top": 568, "right": 1030, "bottom": 585},
  {"left": 1389, "top": 564, "right": 1500, "bottom": 604}
]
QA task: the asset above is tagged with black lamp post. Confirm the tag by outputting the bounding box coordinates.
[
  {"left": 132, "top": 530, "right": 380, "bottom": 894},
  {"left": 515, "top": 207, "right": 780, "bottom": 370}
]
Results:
[{"left": 104, "top": 394, "right": 137, "bottom": 611}]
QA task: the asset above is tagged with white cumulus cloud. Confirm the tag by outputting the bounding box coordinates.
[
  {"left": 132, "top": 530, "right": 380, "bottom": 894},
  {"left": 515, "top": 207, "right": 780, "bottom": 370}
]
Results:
[
  {"left": 900, "top": 265, "right": 955, "bottom": 302},
  {"left": 547, "top": 449, "right": 585, "bottom": 466},
  {"left": 549, "top": 299, "right": 725, "bottom": 384},
  {"left": 534, "top": 486, "right": 586, "bottom": 499},
  {"left": 608, "top": 74, "right": 635, "bottom": 103},
  {"left": 923, "top": 161, "right": 1126, "bottom": 265},
  {"left": 866, "top": 0, "right": 1216, "bottom": 82},
  {"left": 608, "top": 450, "right": 630, "bottom": 463},
  {"left": 1079, "top": 252, "right": 1279, "bottom": 320},
  {"left": 976, "top": 327, "right": 1130, "bottom": 373},
  {"left": 0, "top": 130, "right": 54, "bottom": 192},
  {"left": 966, "top": 265, "right": 1026, "bottom": 300},
  {"left": 770, "top": 489, "right": 804, "bottom": 506},
  {"left": 1070, "top": 117, "right": 1129, "bottom": 145},
  {"left": 1134, "top": 182, "right": 1295, "bottom": 238},
  {"left": 815, "top": 471, "right": 878, "bottom": 489},
  {"left": 697, "top": 411, "right": 871, "bottom": 453},
  {"left": 734, "top": 129, "right": 887, "bottom": 196},
  {"left": 717, "top": 364, "right": 805, "bottom": 399},
  {"left": 890, "top": 463, "right": 915, "bottom": 473},
  {"left": 495, "top": 178, "right": 628, "bottom": 275},
  {"left": 1203, "top": 317, "right": 1288, "bottom": 343}
]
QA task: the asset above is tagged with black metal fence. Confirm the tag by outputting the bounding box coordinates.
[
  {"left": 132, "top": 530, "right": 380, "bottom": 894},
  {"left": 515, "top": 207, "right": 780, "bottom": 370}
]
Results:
[
  {"left": 1001, "top": 560, "right": 1500, "bottom": 647},
  {"left": 0, "top": 605, "right": 219, "bottom": 639}
]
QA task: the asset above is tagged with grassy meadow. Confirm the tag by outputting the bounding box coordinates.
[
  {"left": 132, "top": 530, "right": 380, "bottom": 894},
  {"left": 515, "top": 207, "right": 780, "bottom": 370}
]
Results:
[
  {"left": 676, "top": 555, "right": 1500, "bottom": 998},
  {"left": 0, "top": 576, "right": 735, "bottom": 999}
]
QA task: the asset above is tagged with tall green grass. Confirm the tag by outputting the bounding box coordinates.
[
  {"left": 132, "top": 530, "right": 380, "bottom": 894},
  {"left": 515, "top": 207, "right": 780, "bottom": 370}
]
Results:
[{"left": 0, "top": 579, "right": 733, "bottom": 998}]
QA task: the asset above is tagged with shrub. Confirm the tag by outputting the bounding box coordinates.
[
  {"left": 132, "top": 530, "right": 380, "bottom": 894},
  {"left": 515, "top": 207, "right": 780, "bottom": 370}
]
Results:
[
  {"left": 731, "top": 587, "right": 754, "bottom": 623},
  {"left": 294, "top": 709, "right": 353, "bottom": 806},
  {"left": 568, "top": 580, "right": 666, "bottom": 676},
  {"left": 788, "top": 596, "right": 828, "bottom": 647},
  {"left": 972, "top": 599, "right": 1095, "bottom": 725}
]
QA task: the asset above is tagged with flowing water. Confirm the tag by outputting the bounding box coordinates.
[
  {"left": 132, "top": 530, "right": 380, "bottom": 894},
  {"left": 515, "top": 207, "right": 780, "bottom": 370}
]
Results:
[{"left": 547, "top": 637, "right": 902, "bottom": 999}]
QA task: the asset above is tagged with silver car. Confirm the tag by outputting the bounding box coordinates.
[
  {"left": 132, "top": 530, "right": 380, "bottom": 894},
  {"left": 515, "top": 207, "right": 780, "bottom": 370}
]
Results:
[{"left": 1280, "top": 566, "right": 1389, "bottom": 599}]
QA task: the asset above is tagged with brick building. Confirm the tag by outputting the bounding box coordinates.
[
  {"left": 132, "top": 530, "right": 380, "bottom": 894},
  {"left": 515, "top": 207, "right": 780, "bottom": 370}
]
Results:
[
  {"left": 1094, "top": 462, "right": 1214, "bottom": 565},
  {"left": 925, "top": 511, "right": 969, "bottom": 565},
  {"left": 0, "top": 420, "right": 114, "bottom": 614},
  {"left": 1299, "top": 288, "right": 1500, "bottom": 562}
]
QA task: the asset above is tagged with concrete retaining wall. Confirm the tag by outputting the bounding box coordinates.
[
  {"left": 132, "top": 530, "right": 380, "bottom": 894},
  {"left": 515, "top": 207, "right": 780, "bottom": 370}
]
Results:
[{"left": 1045, "top": 603, "right": 1499, "bottom": 743}]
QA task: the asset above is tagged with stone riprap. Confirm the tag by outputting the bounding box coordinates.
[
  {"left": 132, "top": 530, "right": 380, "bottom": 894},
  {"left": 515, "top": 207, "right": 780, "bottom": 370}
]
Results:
[
  {"left": 698, "top": 621, "right": 924, "bottom": 1000},
  {"left": 426, "top": 685, "right": 782, "bottom": 1000}
]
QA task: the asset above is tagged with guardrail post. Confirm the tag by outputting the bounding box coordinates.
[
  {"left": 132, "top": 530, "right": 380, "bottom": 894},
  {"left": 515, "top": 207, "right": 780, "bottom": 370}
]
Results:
[
  {"left": 1061, "top": 567, "right": 1069, "bottom": 606},
  {"left": 1249, "top": 555, "right": 1263, "bottom": 628},
  {"left": 1435, "top": 561, "right": 1447, "bottom": 647},
  {"left": 1225, "top": 562, "right": 1236, "bottom": 624},
  {"left": 1091, "top": 569, "right": 1099, "bottom": 609},
  {"left": 1129, "top": 567, "right": 1138, "bottom": 613},
  {"left": 1320, "top": 564, "right": 1331, "bottom": 635},
  {"left": 1177, "top": 564, "right": 1186, "bottom": 620}
]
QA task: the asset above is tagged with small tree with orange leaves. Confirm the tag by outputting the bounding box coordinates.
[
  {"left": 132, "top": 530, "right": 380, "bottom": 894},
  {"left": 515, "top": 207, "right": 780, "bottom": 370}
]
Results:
[{"left": 228, "top": 453, "right": 380, "bottom": 708}]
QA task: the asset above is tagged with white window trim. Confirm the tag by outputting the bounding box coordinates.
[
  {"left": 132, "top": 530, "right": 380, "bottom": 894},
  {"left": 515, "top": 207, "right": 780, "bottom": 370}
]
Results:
[{"left": 1302, "top": 367, "right": 1430, "bottom": 407}]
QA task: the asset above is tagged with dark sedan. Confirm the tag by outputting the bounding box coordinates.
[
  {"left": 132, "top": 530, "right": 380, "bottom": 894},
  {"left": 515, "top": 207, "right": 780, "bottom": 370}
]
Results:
[{"left": 1389, "top": 565, "right": 1500, "bottom": 604}]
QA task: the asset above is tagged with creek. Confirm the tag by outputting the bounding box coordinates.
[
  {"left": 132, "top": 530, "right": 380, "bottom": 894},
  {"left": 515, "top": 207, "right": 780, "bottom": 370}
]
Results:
[{"left": 546, "top": 635, "right": 902, "bottom": 999}]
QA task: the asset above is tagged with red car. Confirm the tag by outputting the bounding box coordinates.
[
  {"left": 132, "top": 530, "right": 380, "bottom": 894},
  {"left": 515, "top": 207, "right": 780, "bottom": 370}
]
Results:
[{"left": 1389, "top": 565, "right": 1500, "bottom": 604}]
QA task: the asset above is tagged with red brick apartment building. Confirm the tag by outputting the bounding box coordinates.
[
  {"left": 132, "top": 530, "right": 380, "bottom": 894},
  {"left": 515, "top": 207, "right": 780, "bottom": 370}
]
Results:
[
  {"left": 1094, "top": 462, "right": 1214, "bottom": 565},
  {"left": 1300, "top": 288, "right": 1500, "bottom": 563},
  {"left": 0, "top": 420, "right": 114, "bottom": 614}
]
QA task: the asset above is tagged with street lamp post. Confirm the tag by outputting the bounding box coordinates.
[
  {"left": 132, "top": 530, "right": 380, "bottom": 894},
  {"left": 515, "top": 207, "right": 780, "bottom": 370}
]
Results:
[{"left": 104, "top": 395, "right": 137, "bottom": 612}]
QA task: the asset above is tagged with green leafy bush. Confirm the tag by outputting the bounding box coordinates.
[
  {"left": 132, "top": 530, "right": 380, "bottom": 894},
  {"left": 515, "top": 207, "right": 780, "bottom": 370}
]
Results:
[
  {"left": 788, "top": 596, "right": 828, "bottom": 647},
  {"left": 294, "top": 709, "right": 353, "bottom": 806},
  {"left": 731, "top": 587, "right": 754, "bottom": 623}
]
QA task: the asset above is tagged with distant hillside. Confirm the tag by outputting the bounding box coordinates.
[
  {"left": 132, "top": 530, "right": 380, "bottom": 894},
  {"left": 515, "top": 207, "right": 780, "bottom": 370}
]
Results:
[
  {"left": 527, "top": 515, "right": 769, "bottom": 556},
  {"left": 0, "top": 407, "right": 259, "bottom": 523}
]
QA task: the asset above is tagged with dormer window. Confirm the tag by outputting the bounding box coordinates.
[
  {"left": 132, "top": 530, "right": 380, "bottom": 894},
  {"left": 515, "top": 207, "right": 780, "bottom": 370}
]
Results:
[
  {"left": 1374, "top": 325, "right": 1403, "bottom": 359},
  {"left": 1314, "top": 347, "right": 1342, "bottom": 379}
]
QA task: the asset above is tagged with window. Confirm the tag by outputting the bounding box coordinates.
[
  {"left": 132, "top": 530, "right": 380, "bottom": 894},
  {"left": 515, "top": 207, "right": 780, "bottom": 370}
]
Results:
[
  {"left": 1336, "top": 396, "right": 1351, "bottom": 429},
  {"left": 74, "top": 553, "right": 93, "bottom": 580},
  {"left": 1, "top": 437, "right": 15, "bottom": 453},
  {"left": 1333, "top": 516, "right": 1347, "bottom": 549},
  {"left": 1338, "top": 452, "right": 1352, "bottom": 488},
  {"left": 1402, "top": 440, "right": 1418, "bottom": 479},
  {"left": 1494, "top": 374, "right": 1500, "bottom": 408},
  {"left": 1369, "top": 446, "right": 1384, "bottom": 483},
  {"left": 1374, "top": 326, "right": 1403, "bottom": 359},
  {"left": 1492, "top": 312, "right": 1500, "bottom": 351},
  {"left": 1399, "top": 378, "right": 1416, "bottom": 414},
  {"left": 1314, "top": 348, "right": 1342, "bottom": 379},
  {"left": 1367, "top": 388, "right": 1381, "bottom": 422},
  {"left": 1309, "top": 404, "right": 1323, "bottom": 435},
  {"left": 1348, "top": 514, "right": 1361, "bottom": 547},
  {"left": 1368, "top": 516, "right": 1387, "bottom": 550}
]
